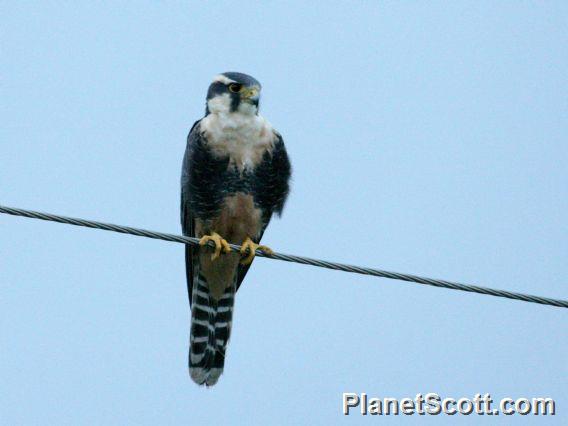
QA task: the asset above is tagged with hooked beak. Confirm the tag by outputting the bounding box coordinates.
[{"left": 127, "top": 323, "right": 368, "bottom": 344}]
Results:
[{"left": 241, "top": 86, "right": 260, "bottom": 102}]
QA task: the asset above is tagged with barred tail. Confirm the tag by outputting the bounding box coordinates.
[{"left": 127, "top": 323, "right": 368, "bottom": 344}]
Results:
[
  {"left": 189, "top": 267, "right": 236, "bottom": 386},
  {"left": 189, "top": 271, "right": 216, "bottom": 385},
  {"left": 206, "top": 285, "right": 235, "bottom": 385}
]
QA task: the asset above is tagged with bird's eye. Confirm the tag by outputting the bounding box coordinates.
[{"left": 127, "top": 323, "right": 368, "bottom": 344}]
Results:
[{"left": 228, "top": 83, "right": 242, "bottom": 93}]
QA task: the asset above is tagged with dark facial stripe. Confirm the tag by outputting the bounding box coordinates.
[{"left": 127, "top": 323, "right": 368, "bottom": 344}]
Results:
[
  {"left": 206, "top": 81, "right": 226, "bottom": 100},
  {"left": 230, "top": 92, "right": 240, "bottom": 112}
]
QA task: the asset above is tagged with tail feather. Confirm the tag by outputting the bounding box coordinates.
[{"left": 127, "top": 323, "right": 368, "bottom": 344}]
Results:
[
  {"left": 189, "top": 273, "right": 217, "bottom": 385},
  {"left": 189, "top": 265, "right": 236, "bottom": 386},
  {"left": 205, "top": 287, "right": 235, "bottom": 386}
]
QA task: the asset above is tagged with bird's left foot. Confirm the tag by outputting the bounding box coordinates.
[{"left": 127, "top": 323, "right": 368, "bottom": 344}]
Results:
[
  {"left": 240, "top": 237, "right": 273, "bottom": 265},
  {"left": 199, "top": 232, "right": 231, "bottom": 261}
]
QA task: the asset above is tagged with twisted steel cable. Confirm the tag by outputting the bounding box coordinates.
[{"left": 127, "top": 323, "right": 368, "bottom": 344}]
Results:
[{"left": 1, "top": 204, "right": 566, "bottom": 309}]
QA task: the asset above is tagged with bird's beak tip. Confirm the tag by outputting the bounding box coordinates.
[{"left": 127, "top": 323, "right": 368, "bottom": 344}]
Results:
[{"left": 242, "top": 87, "right": 260, "bottom": 100}]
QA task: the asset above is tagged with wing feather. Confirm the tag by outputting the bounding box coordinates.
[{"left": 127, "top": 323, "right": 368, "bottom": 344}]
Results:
[
  {"left": 181, "top": 120, "right": 202, "bottom": 305},
  {"left": 234, "top": 131, "right": 291, "bottom": 290}
]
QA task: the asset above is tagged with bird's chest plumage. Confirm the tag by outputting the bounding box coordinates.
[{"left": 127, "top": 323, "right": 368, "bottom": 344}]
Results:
[
  {"left": 201, "top": 112, "right": 274, "bottom": 171},
  {"left": 192, "top": 112, "right": 276, "bottom": 241}
]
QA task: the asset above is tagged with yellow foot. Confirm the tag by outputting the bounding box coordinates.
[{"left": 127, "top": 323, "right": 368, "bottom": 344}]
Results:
[
  {"left": 240, "top": 237, "right": 274, "bottom": 265},
  {"left": 199, "top": 232, "right": 231, "bottom": 260}
]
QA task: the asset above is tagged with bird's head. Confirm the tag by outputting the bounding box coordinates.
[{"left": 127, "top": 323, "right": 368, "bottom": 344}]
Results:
[{"left": 205, "top": 72, "right": 262, "bottom": 116}]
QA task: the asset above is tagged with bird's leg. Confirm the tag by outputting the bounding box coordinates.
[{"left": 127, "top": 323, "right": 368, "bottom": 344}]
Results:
[
  {"left": 199, "top": 232, "right": 231, "bottom": 261},
  {"left": 240, "top": 237, "right": 274, "bottom": 265}
]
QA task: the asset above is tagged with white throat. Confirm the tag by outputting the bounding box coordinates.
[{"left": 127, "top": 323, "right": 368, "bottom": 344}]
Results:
[{"left": 201, "top": 99, "right": 275, "bottom": 171}]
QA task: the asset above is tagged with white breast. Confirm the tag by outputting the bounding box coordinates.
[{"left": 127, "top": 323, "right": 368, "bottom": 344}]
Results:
[{"left": 201, "top": 107, "right": 276, "bottom": 170}]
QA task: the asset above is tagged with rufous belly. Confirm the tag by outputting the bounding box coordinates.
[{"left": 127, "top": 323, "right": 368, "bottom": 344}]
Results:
[{"left": 196, "top": 193, "right": 263, "bottom": 299}]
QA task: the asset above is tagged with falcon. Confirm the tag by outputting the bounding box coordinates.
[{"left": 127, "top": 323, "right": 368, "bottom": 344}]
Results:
[{"left": 180, "top": 72, "right": 291, "bottom": 386}]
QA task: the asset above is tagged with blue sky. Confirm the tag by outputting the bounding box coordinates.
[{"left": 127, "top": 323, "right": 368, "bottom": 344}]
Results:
[{"left": 1, "top": 2, "right": 566, "bottom": 424}]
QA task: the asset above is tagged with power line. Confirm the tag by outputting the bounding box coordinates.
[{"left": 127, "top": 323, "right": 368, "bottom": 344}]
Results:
[{"left": 1, "top": 204, "right": 566, "bottom": 309}]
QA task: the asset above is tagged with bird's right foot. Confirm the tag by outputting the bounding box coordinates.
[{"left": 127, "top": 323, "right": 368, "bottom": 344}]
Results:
[{"left": 199, "top": 232, "right": 231, "bottom": 260}]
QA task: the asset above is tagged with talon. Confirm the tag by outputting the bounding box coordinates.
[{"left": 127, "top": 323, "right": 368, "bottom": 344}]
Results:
[
  {"left": 240, "top": 237, "right": 273, "bottom": 265},
  {"left": 199, "top": 232, "right": 231, "bottom": 260},
  {"left": 258, "top": 245, "right": 274, "bottom": 256}
]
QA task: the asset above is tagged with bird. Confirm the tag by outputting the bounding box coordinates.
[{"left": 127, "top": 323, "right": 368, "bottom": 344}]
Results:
[{"left": 180, "top": 72, "right": 291, "bottom": 386}]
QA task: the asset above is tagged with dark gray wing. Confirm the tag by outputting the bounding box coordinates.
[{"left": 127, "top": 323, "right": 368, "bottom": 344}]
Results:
[
  {"left": 235, "top": 131, "right": 291, "bottom": 291},
  {"left": 181, "top": 120, "right": 201, "bottom": 305}
]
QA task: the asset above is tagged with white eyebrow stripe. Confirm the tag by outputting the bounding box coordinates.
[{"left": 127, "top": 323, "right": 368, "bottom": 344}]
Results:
[{"left": 212, "top": 74, "right": 236, "bottom": 85}]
